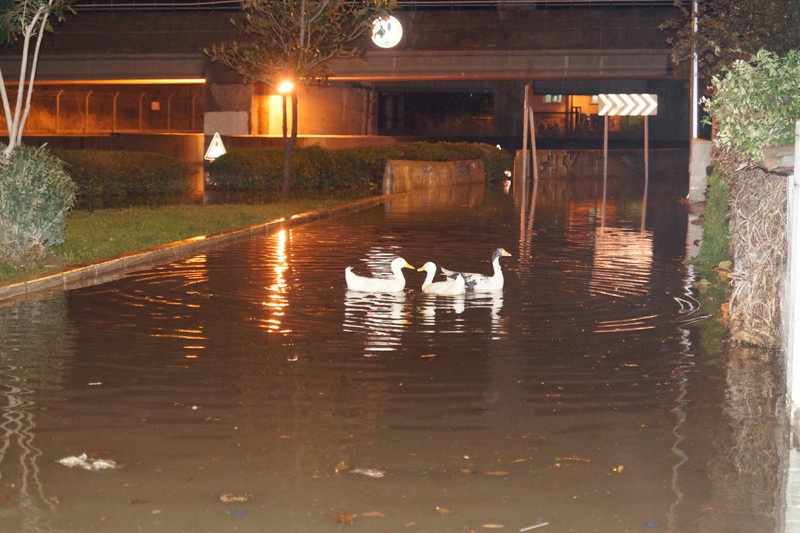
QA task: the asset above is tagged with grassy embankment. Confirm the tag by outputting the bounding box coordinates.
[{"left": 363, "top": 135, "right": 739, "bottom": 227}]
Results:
[
  {"left": 0, "top": 198, "right": 357, "bottom": 285},
  {"left": 690, "top": 169, "right": 732, "bottom": 352}
]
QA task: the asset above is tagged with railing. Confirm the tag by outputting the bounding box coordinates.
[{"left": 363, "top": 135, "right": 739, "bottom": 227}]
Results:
[
  {"left": 73, "top": 0, "right": 686, "bottom": 13},
  {"left": 0, "top": 88, "right": 203, "bottom": 135}
]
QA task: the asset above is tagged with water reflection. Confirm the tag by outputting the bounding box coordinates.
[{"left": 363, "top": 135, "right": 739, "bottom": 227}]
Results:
[
  {"left": 700, "top": 344, "right": 786, "bottom": 531},
  {"left": 591, "top": 227, "right": 653, "bottom": 301},
  {"left": 468, "top": 291, "right": 507, "bottom": 338},
  {"left": 0, "top": 158, "right": 790, "bottom": 530},
  {"left": 343, "top": 291, "right": 411, "bottom": 356},
  {"left": 0, "top": 296, "right": 73, "bottom": 531},
  {"left": 418, "top": 294, "right": 466, "bottom": 331},
  {"left": 384, "top": 181, "right": 485, "bottom": 213},
  {"left": 258, "top": 229, "right": 290, "bottom": 334}
]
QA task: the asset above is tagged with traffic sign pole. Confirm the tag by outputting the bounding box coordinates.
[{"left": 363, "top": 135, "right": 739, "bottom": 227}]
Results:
[{"left": 597, "top": 94, "right": 658, "bottom": 232}]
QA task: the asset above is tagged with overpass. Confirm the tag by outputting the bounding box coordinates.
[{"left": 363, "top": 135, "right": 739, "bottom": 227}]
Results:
[{"left": 0, "top": 4, "right": 686, "bottom": 142}]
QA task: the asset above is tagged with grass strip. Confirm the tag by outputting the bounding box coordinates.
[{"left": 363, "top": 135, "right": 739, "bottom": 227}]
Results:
[{"left": 0, "top": 199, "right": 356, "bottom": 285}]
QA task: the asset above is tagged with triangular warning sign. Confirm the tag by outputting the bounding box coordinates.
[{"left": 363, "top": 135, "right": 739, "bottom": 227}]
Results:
[{"left": 204, "top": 132, "right": 226, "bottom": 161}]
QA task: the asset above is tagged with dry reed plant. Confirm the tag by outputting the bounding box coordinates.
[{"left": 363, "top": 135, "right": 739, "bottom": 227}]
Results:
[{"left": 717, "top": 150, "right": 788, "bottom": 348}]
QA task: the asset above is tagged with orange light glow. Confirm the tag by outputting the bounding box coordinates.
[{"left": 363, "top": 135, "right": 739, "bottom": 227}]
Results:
[{"left": 277, "top": 79, "right": 294, "bottom": 94}]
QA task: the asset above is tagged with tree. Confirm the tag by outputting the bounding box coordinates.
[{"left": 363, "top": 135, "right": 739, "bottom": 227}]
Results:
[
  {"left": 207, "top": 0, "right": 395, "bottom": 202},
  {"left": 661, "top": 0, "right": 800, "bottom": 85},
  {"left": 0, "top": 0, "right": 73, "bottom": 158}
]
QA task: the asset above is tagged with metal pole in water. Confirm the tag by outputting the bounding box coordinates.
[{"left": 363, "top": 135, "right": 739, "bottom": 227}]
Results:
[
  {"left": 527, "top": 90, "right": 539, "bottom": 235},
  {"left": 521, "top": 83, "right": 530, "bottom": 191},
  {"left": 642, "top": 115, "right": 649, "bottom": 232},
  {"left": 602, "top": 115, "right": 608, "bottom": 230}
]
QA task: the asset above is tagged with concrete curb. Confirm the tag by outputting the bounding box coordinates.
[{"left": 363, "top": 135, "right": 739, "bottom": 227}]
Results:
[{"left": 0, "top": 194, "right": 401, "bottom": 303}]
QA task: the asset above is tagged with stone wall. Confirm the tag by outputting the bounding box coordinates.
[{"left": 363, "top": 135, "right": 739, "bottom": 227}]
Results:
[{"left": 382, "top": 159, "right": 485, "bottom": 194}]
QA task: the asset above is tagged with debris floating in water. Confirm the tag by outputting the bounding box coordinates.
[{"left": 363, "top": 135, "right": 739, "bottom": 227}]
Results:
[
  {"left": 57, "top": 453, "right": 117, "bottom": 471},
  {"left": 520, "top": 520, "right": 549, "bottom": 531},
  {"left": 219, "top": 493, "right": 254, "bottom": 503},
  {"left": 350, "top": 468, "right": 385, "bottom": 478}
]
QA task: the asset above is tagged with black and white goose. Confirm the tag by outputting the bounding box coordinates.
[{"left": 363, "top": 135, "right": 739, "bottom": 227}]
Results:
[{"left": 440, "top": 248, "right": 511, "bottom": 291}]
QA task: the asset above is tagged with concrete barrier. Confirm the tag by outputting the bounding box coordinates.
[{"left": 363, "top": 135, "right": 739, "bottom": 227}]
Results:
[
  {"left": 514, "top": 148, "right": 689, "bottom": 182},
  {"left": 382, "top": 159, "right": 485, "bottom": 195}
]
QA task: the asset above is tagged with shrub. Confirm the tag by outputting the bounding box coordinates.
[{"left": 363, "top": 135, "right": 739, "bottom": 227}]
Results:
[
  {"left": 204, "top": 148, "right": 283, "bottom": 190},
  {"left": 703, "top": 49, "right": 800, "bottom": 162},
  {"left": 55, "top": 150, "right": 195, "bottom": 197},
  {"left": 206, "top": 142, "right": 513, "bottom": 191},
  {"left": 0, "top": 145, "right": 76, "bottom": 262}
]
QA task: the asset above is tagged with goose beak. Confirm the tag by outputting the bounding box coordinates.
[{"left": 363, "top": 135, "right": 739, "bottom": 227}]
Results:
[
  {"left": 404, "top": 261, "right": 415, "bottom": 269},
  {"left": 416, "top": 265, "right": 425, "bottom": 272},
  {"left": 501, "top": 249, "right": 512, "bottom": 257}
]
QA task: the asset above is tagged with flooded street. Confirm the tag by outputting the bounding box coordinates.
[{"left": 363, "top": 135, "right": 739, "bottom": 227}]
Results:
[{"left": 0, "top": 163, "right": 788, "bottom": 532}]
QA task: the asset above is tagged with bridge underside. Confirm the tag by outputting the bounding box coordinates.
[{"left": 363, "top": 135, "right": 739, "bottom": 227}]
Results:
[
  {"left": 8, "top": 47, "right": 670, "bottom": 84},
  {"left": 0, "top": 7, "right": 684, "bottom": 142}
]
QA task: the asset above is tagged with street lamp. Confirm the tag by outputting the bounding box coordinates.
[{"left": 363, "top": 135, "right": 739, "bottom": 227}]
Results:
[
  {"left": 277, "top": 79, "right": 294, "bottom": 95},
  {"left": 276, "top": 79, "right": 294, "bottom": 139}
]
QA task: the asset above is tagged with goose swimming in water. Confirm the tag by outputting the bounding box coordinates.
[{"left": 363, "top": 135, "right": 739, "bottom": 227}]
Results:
[
  {"left": 417, "top": 261, "right": 467, "bottom": 296},
  {"left": 345, "top": 257, "right": 415, "bottom": 293},
  {"left": 440, "top": 248, "right": 511, "bottom": 291}
]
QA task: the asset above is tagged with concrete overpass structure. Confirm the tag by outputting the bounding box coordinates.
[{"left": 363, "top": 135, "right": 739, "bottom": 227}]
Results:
[{"left": 0, "top": 4, "right": 686, "bottom": 143}]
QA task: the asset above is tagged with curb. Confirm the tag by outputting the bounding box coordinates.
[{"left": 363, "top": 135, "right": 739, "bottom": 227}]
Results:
[{"left": 0, "top": 194, "right": 401, "bottom": 303}]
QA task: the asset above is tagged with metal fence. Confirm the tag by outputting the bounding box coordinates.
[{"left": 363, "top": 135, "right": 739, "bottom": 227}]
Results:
[{"left": 0, "top": 88, "right": 203, "bottom": 135}]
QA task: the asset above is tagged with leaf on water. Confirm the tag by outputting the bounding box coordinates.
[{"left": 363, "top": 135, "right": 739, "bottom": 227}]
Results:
[
  {"left": 334, "top": 460, "right": 349, "bottom": 473},
  {"left": 483, "top": 470, "right": 509, "bottom": 476},
  {"left": 333, "top": 512, "right": 358, "bottom": 524},
  {"left": 360, "top": 511, "right": 386, "bottom": 518},
  {"left": 612, "top": 464, "right": 625, "bottom": 473},
  {"left": 481, "top": 523, "right": 504, "bottom": 529},
  {"left": 435, "top": 506, "right": 453, "bottom": 515}
]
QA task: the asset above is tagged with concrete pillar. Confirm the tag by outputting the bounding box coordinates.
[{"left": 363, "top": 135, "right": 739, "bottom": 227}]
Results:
[
  {"left": 203, "top": 61, "right": 252, "bottom": 135},
  {"left": 688, "top": 138, "right": 712, "bottom": 203},
  {"left": 787, "top": 120, "right": 800, "bottom": 436},
  {"left": 785, "top": 121, "right": 800, "bottom": 532}
]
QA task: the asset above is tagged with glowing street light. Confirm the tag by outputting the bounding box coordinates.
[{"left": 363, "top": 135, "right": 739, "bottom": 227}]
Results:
[{"left": 277, "top": 79, "right": 294, "bottom": 94}]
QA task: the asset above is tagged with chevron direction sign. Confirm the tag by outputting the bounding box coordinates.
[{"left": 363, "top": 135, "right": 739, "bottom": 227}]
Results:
[{"left": 598, "top": 94, "right": 658, "bottom": 116}]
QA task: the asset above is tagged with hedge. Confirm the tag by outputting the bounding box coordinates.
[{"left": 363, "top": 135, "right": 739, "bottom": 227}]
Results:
[
  {"left": 55, "top": 150, "right": 195, "bottom": 198},
  {"left": 206, "top": 142, "right": 514, "bottom": 191}
]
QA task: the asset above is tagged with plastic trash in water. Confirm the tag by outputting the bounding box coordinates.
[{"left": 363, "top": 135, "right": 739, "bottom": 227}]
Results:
[{"left": 57, "top": 453, "right": 117, "bottom": 471}]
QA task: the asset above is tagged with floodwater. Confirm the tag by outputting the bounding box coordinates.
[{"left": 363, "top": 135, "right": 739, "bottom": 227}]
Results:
[{"left": 0, "top": 163, "right": 789, "bottom": 532}]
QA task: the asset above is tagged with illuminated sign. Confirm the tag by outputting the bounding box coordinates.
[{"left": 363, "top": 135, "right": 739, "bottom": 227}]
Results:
[{"left": 598, "top": 94, "right": 658, "bottom": 116}]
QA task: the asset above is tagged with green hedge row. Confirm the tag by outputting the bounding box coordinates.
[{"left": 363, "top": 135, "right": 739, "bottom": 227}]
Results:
[
  {"left": 54, "top": 150, "right": 196, "bottom": 198},
  {"left": 206, "top": 142, "right": 514, "bottom": 191}
]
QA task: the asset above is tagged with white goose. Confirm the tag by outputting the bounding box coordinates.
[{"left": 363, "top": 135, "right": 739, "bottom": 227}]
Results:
[
  {"left": 345, "top": 257, "right": 414, "bottom": 293},
  {"left": 440, "top": 248, "right": 511, "bottom": 291},
  {"left": 417, "top": 262, "right": 466, "bottom": 296}
]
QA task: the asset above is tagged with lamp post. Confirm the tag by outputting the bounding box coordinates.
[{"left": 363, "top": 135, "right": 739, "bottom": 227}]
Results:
[
  {"left": 277, "top": 79, "right": 294, "bottom": 140},
  {"left": 276, "top": 78, "right": 296, "bottom": 202}
]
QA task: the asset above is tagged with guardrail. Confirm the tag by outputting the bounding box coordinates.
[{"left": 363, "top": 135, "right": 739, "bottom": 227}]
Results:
[{"left": 73, "top": 0, "right": 686, "bottom": 13}]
